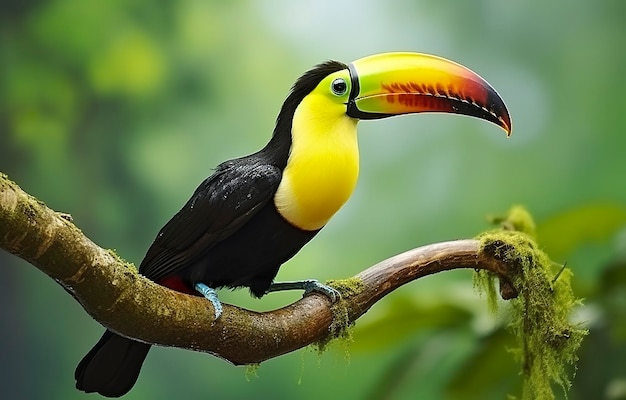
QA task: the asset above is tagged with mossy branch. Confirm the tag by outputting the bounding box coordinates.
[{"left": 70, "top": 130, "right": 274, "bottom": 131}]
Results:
[
  {"left": 475, "top": 206, "right": 588, "bottom": 400},
  {"left": 0, "top": 173, "right": 518, "bottom": 365}
]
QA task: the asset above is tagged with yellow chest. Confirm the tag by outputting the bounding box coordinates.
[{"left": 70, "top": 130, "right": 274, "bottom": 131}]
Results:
[{"left": 274, "top": 101, "right": 359, "bottom": 231}]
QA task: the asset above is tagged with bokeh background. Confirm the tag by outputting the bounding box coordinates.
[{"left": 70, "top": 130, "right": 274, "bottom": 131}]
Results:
[{"left": 2, "top": 0, "right": 626, "bottom": 399}]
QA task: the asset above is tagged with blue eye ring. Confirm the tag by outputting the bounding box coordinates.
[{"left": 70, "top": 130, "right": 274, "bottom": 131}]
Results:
[{"left": 330, "top": 78, "right": 348, "bottom": 96}]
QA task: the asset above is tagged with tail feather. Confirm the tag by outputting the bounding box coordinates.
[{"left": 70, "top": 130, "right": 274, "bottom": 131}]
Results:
[{"left": 75, "top": 330, "right": 151, "bottom": 398}]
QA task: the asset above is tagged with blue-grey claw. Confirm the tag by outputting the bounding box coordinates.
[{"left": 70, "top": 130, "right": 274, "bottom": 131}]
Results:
[
  {"left": 267, "top": 279, "right": 340, "bottom": 302},
  {"left": 194, "top": 283, "right": 223, "bottom": 319}
]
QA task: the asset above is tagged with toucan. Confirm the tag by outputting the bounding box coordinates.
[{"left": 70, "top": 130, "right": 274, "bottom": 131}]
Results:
[{"left": 75, "top": 52, "right": 511, "bottom": 397}]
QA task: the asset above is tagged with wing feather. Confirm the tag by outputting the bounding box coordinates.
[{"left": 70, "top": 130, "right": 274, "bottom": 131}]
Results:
[{"left": 139, "top": 161, "right": 281, "bottom": 281}]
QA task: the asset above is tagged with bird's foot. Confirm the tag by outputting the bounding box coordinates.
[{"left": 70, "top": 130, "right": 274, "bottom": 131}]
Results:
[
  {"left": 194, "top": 283, "right": 223, "bottom": 319},
  {"left": 267, "top": 279, "right": 340, "bottom": 302}
]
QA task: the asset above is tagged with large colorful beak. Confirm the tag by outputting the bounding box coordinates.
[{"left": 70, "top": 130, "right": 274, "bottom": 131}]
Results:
[{"left": 346, "top": 52, "right": 511, "bottom": 135}]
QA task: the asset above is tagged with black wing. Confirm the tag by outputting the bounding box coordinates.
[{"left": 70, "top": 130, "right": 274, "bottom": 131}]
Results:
[{"left": 139, "top": 160, "right": 282, "bottom": 281}]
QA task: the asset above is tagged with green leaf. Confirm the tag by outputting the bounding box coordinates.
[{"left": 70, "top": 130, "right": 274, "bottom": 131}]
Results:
[
  {"left": 446, "top": 329, "right": 520, "bottom": 400},
  {"left": 352, "top": 295, "right": 472, "bottom": 352},
  {"left": 537, "top": 203, "right": 626, "bottom": 260}
]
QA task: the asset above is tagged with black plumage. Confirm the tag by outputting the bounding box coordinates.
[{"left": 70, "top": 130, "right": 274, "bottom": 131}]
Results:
[
  {"left": 75, "top": 60, "right": 347, "bottom": 397},
  {"left": 74, "top": 51, "right": 512, "bottom": 397}
]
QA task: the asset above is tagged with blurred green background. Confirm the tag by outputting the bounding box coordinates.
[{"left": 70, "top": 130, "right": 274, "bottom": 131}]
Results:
[{"left": 2, "top": 0, "right": 626, "bottom": 399}]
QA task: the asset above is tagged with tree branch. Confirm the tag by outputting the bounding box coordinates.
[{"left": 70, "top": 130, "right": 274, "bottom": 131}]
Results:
[{"left": 0, "top": 173, "right": 517, "bottom": 366}]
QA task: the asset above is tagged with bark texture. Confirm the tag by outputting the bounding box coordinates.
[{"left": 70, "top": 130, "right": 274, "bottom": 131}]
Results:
[{"left": 0, "top": 173, "right": 516, "bottom": 365}]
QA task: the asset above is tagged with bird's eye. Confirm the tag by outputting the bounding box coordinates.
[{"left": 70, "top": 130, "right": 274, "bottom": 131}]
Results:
[{"left": 330, "top": 78, "right": 348, "bottom": 96}]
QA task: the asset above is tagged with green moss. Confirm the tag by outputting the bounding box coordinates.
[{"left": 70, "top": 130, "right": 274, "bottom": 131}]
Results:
[
  {"left": 473, "top": 268, "right": 500, "bottom": 315},
  {"left": 475, "top": 207, "right": 588, "bottom": 400},
  {"left": 106, "top": 248, "right": 137, "bottom": 271},
  {"left": 487, "top": 204, "right": 537, "bottom": 237},
  {"left": 326, "top": 277, "right": 365, "bottom": 298},
  {"left": 244, "top": 364, "right": 260, "bottom": 381},
  {"left": 311, "top": 277, "right": 365, "bottom": 356}
]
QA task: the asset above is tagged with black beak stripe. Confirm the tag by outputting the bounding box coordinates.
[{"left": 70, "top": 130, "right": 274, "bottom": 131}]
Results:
[{"left": 346, "top": 63, "right": 394, "bottom": 120}]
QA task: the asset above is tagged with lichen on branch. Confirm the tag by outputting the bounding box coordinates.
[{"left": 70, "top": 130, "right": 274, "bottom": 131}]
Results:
[
  {"left": 3, "top": 172, "right": 586, "bottom": 397},
  {"left": 474, "top": 206, "right": 588, "bottom": 400},
  {"left": 0, "top": 172, "right": 519, "bottom": 366}
]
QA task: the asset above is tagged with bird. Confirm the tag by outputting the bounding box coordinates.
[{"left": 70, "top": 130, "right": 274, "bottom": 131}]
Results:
[{"left": 75, "top": 52, "right": 511, "bottom": 397}]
